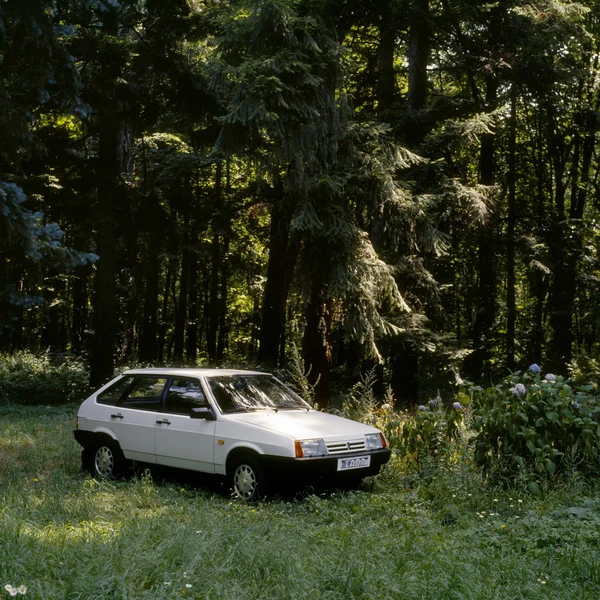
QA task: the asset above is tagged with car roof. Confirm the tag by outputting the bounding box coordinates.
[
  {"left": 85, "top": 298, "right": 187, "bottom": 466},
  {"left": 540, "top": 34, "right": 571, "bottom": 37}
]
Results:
[{"left": 121, "top": 367, "right": 267, "bottom": 378}]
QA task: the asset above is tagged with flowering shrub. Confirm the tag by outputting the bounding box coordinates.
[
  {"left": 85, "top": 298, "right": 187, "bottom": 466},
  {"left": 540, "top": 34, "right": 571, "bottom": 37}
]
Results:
[{"left": 465, "top": 365, "right": 600, "bottom": 489}]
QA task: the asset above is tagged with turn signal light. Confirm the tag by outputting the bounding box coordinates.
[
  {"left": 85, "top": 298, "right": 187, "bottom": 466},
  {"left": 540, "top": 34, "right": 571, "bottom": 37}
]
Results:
[
  {"left": 380, "top": 433, "right": 387, "bottom": 449},
  {"left": 295, "top": 440, "right": 304, "bottom": 458}
]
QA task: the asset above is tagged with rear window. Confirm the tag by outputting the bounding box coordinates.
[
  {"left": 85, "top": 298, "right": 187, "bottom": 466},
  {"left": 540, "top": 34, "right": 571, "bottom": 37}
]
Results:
[{"left": 120, "top": 377, "right": 168, "bottom": 411}]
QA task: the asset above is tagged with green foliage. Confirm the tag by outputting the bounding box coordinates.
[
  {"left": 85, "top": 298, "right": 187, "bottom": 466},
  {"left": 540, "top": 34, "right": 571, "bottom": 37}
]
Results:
[
  {"left": 0, "top": 351, "right": 90, "bottom": 406},
  {"left": 336, "top": 367, "right": 379, "bottom": 423},
  {"left": 466, "top": 366, "right": 600, "bottom": 490},
  {"left": 378, "top": 398, "right": 468, "bottom": 475},
  {"left": 335, "top": 370, "right": 467, "bottom": 474},
  {"left": 284, "top": 343, "right": 319, "bottom": 405}
]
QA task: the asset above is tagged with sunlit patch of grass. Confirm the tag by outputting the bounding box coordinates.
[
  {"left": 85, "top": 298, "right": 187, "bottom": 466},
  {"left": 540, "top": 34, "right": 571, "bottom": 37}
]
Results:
[{"left": 20, "top": 520, "right": 119, "bottom": 544}]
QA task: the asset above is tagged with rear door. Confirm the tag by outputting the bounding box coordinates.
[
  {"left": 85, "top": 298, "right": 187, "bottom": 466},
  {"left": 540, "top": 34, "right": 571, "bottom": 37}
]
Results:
[
  {"left": 99, "top": 376, "right": 167, "bottom": 463},
  {"left": 154, "top": 377, "right": 216, "bottom": 473}
]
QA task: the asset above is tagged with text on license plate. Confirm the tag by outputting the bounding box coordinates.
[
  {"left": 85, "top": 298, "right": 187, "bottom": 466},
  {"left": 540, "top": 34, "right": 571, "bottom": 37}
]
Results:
[{"left": 337, "top": 456, "right": 371, "bottom": 471}]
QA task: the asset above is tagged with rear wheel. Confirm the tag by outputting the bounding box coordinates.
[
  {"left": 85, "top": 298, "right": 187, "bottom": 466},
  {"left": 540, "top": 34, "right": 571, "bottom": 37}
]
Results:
[
  {"left": 91, "top": 440, "right": 125, "bottom": 478},
  {"left": 230, "top": 457, "right": 267, "bottom": 502}
]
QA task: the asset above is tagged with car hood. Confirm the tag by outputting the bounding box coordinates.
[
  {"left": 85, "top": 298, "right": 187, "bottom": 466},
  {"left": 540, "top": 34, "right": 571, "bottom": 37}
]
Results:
[{"left": 224, "top": 409, "right": 378, "bottom": 440}]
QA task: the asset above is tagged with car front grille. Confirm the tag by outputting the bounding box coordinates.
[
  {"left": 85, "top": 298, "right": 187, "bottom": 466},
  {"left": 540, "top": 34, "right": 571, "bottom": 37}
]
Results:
[{"left": 326, "top": 439, "right": 366, "bottom": 454}]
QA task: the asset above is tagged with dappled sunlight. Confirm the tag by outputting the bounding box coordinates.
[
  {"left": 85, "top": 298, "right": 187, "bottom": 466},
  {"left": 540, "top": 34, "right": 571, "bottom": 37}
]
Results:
[{"left": 19, "top": 519, "right": 119, "bottom": 545}]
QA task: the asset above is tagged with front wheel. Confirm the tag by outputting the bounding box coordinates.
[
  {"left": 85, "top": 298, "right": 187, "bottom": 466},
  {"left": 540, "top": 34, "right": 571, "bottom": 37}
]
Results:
[
  {"left": 92, "top": 441, "right": 125, "bottom": 478},
  {"left": 231, "top": 457, "right": 268, "bottom": 502}
]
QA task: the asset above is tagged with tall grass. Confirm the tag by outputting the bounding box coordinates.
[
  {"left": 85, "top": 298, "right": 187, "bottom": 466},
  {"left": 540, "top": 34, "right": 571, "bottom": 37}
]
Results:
[{"left": 2, "top": 404, "right": 600, "bottom": 599}]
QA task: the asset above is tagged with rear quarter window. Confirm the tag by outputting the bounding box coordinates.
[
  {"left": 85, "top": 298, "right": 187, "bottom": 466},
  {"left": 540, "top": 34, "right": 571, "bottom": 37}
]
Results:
[{"left": 97, "top": 376, "right": 135, "bottom": 406}]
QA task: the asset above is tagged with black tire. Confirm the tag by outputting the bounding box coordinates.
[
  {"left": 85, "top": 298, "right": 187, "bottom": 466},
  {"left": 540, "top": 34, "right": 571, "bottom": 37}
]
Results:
[
  {"left": 81, "top": 447, "right": 95, "bottom": 474},
  {"left": 230, "top": 456, "right": 268, "bottom": 502},
  {"left": 91, "top": 439, "right": 125, "bottom": 479}
]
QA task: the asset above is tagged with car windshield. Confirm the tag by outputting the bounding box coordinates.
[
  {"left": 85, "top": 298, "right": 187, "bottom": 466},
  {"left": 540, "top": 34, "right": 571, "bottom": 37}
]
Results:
[{"left": 206, "top": 375, "right": 310, "bottom": 414}]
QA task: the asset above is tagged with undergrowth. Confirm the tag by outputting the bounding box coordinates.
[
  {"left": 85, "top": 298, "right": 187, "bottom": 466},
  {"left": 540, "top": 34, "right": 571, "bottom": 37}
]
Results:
[{"left": 0, "top": 351, "right": 90, "bottom": 406}]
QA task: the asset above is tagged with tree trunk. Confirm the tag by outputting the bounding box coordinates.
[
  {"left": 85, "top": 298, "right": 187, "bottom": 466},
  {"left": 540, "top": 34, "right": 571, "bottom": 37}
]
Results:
[
  {"left": 217, "top": 235, "right": 229, "bottom": 361},
  {"left": 90, "top": 5, "right": 119, "bottom": 387},
  {"left": 464, "top": 76, "right": 497, "bottom": 379},
  {"left": 173, "top": 202, "right": 191, "bottom": 360},
  {"left": 41, "top": 272, "right": 66, "bottom": 351},
  {"left": 207, "top": 161, "right": 223, "bottom": 362},
  {"left": 547, "top": 108, "right": 596, "bottom": 370},
  {"left": 258, "top": 179, "right": 293, "bottom": 365},
  {"left": 120, "top": 122, "right": 137, "bottom": 360},
  {"left": 186, "top": 227, "right": 199, "bottom": 362},
  {"left": 377, "top": 0, "right": 396, "bottom": 113},
  {"left": 71, "top": 264, "right": 91, "bottom": 354},
  {"left": 391, "top": 347, "right": 419, "bottom": 407},
  {"left": 139, "top": 246, "right": 160, "bottom": 362},
  {"left": 157, "top": 257, "right": 175, "bottom": 362},
  {"left": 528, "top": 109, "right": 548, "bottom": 364},
  {"left": 505, "top": 85, "right": 517, "bottom": 370},
  {"left": 407, "top": 0, "right": 429, "bottom": 115},
  {"left": 302, "top": 277, "right": 332, "bottom": 408}
]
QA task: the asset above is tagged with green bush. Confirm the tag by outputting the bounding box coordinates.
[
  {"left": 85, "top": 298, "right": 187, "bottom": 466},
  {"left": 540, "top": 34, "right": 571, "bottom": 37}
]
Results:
[
  {"left": 377, "top": 397, "right": 467, "bottom": 470},
  {"left": 0, "top": 351, "right": 90, "bottom": 405},
  {"left": 465, "top": 365, "right": 600, "bottom": 490}
]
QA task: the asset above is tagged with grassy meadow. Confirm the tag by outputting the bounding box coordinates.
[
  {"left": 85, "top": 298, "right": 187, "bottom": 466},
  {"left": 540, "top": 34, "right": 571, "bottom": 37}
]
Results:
[{"left": 2, "top": 403, "right": 600, "bottom": 599}]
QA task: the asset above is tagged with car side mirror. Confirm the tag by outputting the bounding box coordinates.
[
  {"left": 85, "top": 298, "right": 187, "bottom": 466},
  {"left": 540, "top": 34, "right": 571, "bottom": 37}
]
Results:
[{"left": 190, "top": 407, "right": 216, "bottom": 420}]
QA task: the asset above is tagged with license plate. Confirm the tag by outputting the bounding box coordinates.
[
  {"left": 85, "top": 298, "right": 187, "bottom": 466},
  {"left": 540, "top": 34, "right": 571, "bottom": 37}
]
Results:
[{"left": 337, "top": 456, "right": 371, "bottom": 471}]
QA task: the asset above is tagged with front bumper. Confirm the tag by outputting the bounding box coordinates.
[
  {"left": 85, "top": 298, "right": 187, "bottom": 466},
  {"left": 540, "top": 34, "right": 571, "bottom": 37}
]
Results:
[{"left": 262, "top": 448, "right": 391, "bottom": 481}]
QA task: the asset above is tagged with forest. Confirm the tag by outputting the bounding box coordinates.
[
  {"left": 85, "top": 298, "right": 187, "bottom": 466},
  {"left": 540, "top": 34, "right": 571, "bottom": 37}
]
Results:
[{"left": 2, "top": 0, "right": 600, "bottom": 406}]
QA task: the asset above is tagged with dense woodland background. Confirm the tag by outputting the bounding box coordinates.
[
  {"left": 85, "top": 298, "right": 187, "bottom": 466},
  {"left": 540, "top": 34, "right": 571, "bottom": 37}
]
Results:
[{"left": 2, "top": 0, "right": 600, "bottom": 406}]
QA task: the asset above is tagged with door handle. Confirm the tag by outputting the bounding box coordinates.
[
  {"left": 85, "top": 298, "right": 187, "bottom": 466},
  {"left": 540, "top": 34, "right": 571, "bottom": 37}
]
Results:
[
  {"left": 156, "top": 419, "right": 171, "bottom": 425},
  {"left": 110, "top": 413, "right": 124, "bottom": 419}
]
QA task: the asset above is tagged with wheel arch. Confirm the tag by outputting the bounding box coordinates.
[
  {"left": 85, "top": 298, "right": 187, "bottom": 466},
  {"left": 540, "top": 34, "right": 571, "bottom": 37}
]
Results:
[
  {"left": 75, "top": 428, "right": 119, "bottom": 450},
  {"left": 225, "top": 446, "right": 262, "bottom": 476},
  {"left": 91, "top": 428, "right": 120, "bottom": 444}
]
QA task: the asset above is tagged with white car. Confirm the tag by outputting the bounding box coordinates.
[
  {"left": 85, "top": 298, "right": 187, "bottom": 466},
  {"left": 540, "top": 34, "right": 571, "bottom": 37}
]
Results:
[{"left": 74, "top": 368, "right": 391, "bottom": 500}]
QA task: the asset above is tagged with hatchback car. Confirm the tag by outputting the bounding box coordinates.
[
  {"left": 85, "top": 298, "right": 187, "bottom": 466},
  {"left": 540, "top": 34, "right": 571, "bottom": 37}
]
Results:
[{"left": 74, "top": 368, "right": 391, "bottom": 500}]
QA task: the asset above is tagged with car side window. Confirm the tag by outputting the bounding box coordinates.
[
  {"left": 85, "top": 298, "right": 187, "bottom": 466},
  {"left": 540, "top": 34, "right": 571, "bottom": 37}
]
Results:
[
  {"left": 97, "top": 376, "right": 135, "bottom": 406},
  {"left": 164, "top": 378, "right": 208, "bottom": 415},
  {"left": 119, "top": 377, "right": 167, "bottom": 411}
]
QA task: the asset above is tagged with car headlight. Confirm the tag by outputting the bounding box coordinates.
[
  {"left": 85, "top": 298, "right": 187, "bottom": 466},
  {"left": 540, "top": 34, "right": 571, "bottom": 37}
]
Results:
[
  {"left": 365, "top": 433, "right": 386, "bottom": 450},
  {"left": 295, "top": 438, "right": 328, "bottom": 458}
]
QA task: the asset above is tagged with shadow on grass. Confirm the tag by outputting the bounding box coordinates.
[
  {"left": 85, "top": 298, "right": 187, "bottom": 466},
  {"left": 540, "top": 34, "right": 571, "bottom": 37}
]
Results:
[{"left": 124, "top": 461, "right": 371, "bottom": 503}]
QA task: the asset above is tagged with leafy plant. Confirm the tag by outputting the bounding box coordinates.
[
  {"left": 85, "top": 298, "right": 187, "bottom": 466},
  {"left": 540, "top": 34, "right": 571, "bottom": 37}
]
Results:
[
  {"left": 284, "top": 343, "right": 320, "bottom": 406},
  {"left": 337, "top": 367, "right": 379, "bottom": 423},
  {"left": 466, "top": 364, "right": 600, "bottom": 490},
  {"left": 385, "top": 398, "right": 466, "bottom": 470}
]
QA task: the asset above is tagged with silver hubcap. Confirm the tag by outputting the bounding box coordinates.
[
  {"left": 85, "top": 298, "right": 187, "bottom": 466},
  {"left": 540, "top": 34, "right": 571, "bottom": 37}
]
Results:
[
  {"left": 95, "top": 446, "right": 114, "bottom": 477},
  {"left": 233, "top": 464, "right": 257, "bottom": 500}
]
